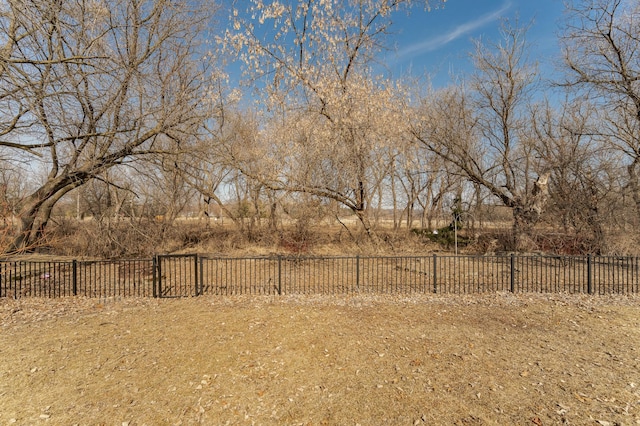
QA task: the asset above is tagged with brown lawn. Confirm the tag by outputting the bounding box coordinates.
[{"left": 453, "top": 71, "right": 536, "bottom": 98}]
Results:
[{"left": 1, "top": 293, "right": 639, "bottom": 425}]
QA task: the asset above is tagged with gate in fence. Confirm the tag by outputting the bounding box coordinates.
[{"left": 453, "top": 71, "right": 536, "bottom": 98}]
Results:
[{"left": 155, "top": 254, "right": 199, "bottom": 298}]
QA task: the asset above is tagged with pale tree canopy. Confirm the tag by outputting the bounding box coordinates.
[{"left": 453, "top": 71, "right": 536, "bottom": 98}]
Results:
[{"left": 217, "top": 0, "right": 441, "bottom": 239}]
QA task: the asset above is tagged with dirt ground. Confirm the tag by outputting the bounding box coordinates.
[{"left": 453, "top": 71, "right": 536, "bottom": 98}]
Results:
[{"left": 1, "top": 293, "right": 639, "bottom": 426}]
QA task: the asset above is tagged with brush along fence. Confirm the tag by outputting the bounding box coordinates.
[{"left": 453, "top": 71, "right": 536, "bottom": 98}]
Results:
[{"left": 1, "top": 254, "right": 639, "bottom": 299}]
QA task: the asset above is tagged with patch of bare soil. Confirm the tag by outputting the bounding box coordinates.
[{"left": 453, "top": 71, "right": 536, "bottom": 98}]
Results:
[{"left": 1, "top": 293, "right": 639, "bottom": 425}]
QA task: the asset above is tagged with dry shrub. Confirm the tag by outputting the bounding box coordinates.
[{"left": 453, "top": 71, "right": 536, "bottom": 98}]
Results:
[
  {"left": 528, "top": 230, "right": 640, "bottom": 256},
  {"left": 467, "top": 228, "right": 640, "bottom": 256},
  {"left": 51, "top": 218, "right": 177, "bottom": 258},
  {"left": 465, "top": 231, "right": 512, "bottom": 254},
  {"left": 197, "top": 228, "right": 264, "bottom": 255},
  {"left": 49, "top": 219, "right": 228, "bottom": 258},
  {"left": 598, "top": 230, "right": 640, "bottom": 256},
  {"left": 47, "top": 219, "right": 443, "bottom": 258},
  {"left": 0, "top": 224, "right": 15, "bottom": 254},
  {"left": 540, "top": 232, "right": 602, "bottom": 255},
  {"left": 29, "top": 216, "right": 640, "bottom": 258},
  {"left": 278, "top": 225, "right": 324, "bottom": 254},
  {"left": 279, "top": 233, "right": 312, "bottom": 254}
]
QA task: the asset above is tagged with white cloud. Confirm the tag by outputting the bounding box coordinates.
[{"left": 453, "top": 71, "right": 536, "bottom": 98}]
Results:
[{"left": 396, "top": 1, "right": 512, "bottom": 59}]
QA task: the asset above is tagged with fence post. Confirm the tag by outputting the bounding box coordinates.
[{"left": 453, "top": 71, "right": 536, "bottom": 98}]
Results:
[
  {"left": 277, "top": 255, "right": 282, "bottom": 295},
  {"left": 510, "top": 254, "right": 515, "bottom": 293},
  {"left": 433, "top": 254, "right": 437, "bottom": 293},
  {"left": 356, "top": 255, "right": 360, "bottom": 291},
  {"left": 152, "top": 256, "right": 158, "bottom": 298},
  {"left": 587, "top": 254, "right": 593, "bottom": 295},
  {"left": 193, "top": 254, "right": 199, "bottom": 296},
  {"left": 198, "top": 256, "right": 204, "bottom": 296},
  {"left": 72, "top": 260, "right": 78, "bottom": 296}
]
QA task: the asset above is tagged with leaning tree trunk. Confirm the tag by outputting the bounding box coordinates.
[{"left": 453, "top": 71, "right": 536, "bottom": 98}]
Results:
[
  {"left": 510, "top": 173, "right": 550, "bottom": 252},
  {"left": 352, "top": 205, "right": 380, "bottom": 246},
  {"left": 8, "top": 179, "right": 83, "bottom": 253}
]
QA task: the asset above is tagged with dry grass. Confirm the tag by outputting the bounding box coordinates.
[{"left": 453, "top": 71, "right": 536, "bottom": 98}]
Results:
[{"left": 1, "top": 294, "right": 639, "bottom": 425}]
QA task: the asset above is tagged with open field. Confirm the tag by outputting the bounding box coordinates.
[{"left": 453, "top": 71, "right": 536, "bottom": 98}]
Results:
[{"left": 1, "top": 294, "right": 639, "bottom": 425}]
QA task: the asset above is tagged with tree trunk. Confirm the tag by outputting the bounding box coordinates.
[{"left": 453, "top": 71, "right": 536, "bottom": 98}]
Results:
[
  {"left": 512, "top": 206, "right": 537, "bottom": 252},
  {"left": 510, "top": 173, "right": 550, "bottom": 252},
  {"left": 9, "top": 180, "right": 82, "bottom": 252},
  {"left": 351, "top": 205, "right": 380, "bottom": 245},
  {"left": 627, "top": 161, "right": 640, "bottom": 221}
]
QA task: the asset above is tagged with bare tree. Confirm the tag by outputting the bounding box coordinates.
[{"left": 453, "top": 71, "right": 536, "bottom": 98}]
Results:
[
  {"left": 182, "top": 108, "right": 267, "bottom": 231},
  {"left": 389, "top": 142, "right": 455, "bottom": 231},
  {"left": 221, "top": 0, "right": 441, "bottom": 242},
  {"left": 0, "top": 0, "right": 215, "bottom": 251},
  {"left": 412, "top": 23, "right": 550, "bottom": 250},
  {"left": 137, "top": 158, "right": 197, "bottom": 223},
  {"left": 561, "top": 0, "right": 640, "bottom": 222},
  {"left": 78, "top": 172, "right": 130, "bottom": 220},
  {"left": 533, "top": 97, "right": 631, "bottom": 253}
]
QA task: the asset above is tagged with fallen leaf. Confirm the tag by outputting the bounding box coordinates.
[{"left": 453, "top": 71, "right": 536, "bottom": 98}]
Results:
[{"left": 574, "top": 392, "right": 589, "bottom": 403}]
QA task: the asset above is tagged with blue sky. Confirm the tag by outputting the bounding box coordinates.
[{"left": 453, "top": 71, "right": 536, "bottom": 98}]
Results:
[
  {"left": 221, "top": 0, "right": 568, "bottom": 92},
  {"left": 385, "top": 0, "right": 566, "bottom": 86}
]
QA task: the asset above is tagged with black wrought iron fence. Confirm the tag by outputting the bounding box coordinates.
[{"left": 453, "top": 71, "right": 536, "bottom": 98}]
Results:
[
  {"left": 1, "top": 254, "right": 639, "bottom": 299},
  {"left": 0, "top": 258, "right": 156, "bottom": 299}
]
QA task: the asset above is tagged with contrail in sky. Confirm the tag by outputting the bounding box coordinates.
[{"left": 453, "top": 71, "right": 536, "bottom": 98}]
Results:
[{"left": 396, "top": 1, "right": 512, "bottom": 59}]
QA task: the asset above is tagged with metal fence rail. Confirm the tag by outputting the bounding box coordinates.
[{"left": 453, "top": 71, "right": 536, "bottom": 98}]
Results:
[
  {"left": 1, "top": 254, "right": 639, "bottom": 299},
  {"left": 0, "top": 259, "right": 155, "bottom": 299}
]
